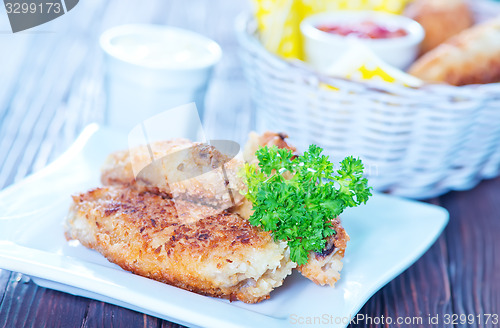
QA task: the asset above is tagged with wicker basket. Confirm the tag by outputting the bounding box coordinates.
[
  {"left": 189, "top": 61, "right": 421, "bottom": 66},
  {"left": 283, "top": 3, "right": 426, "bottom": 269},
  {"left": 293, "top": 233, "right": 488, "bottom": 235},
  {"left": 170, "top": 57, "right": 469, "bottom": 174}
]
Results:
[{"left": 236, "top": 2, "right": 500, "bottom": 199}]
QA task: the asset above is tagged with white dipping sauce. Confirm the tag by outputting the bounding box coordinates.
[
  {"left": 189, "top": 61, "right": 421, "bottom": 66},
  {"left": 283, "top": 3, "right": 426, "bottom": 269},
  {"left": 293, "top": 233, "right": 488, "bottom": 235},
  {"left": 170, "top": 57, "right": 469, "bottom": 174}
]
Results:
[
  {"left": 99, "top": 24, "right": 222, "bottom": 131},
  {"left": 102, "top": 25, "right": 221, "bottom": 69}
]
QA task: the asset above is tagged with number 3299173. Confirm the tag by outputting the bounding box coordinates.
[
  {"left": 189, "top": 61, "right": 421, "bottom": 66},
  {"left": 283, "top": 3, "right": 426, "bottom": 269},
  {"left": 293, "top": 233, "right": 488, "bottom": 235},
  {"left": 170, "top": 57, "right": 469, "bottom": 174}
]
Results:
[
  {"left": 443, "top": 314, "right": 498, "bottom": 325},
  {"left": 5, "top": 2, "right": 62, "bottom": 14}
]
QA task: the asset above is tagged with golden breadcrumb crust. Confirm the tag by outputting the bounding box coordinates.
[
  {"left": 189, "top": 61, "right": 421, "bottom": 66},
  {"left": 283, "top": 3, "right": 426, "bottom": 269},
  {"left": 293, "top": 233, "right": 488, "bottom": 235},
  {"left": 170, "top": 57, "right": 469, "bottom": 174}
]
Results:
[
  {"left": 101, "top": 140, "right": 245, "bottom": 209},
  {"left": 297, "top": 218, "right": 350, "bottom": 286},
  {"left": 405, "top": 0, "right": 473, "bottom": 55},
  {"left": 408, "top": 16, "right": 500, "bottom": 85},
  {"left": 65, "top": 186, "right": 294, "bottom": 303}
]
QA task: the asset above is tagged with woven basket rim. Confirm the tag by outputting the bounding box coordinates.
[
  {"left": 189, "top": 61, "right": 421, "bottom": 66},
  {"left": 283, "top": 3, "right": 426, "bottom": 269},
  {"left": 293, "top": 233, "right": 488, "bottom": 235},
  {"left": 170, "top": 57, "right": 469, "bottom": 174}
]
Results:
[{"left": 235, "top": 13, "right": 500, "bottom": 100}]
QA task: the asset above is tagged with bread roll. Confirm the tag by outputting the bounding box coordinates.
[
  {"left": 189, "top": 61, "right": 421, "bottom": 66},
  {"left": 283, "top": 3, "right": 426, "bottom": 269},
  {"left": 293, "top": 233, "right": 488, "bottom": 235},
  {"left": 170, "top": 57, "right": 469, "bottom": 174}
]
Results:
[
  {"left": 408, "top": 16, "right": 500, "bottom": 86},
  {"left": 405, "top": 0, "right": 474, "bottom": 55}
]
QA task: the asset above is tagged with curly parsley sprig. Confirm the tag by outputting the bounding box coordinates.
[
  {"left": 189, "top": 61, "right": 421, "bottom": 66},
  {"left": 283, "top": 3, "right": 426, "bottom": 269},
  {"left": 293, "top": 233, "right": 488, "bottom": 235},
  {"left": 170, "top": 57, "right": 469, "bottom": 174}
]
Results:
[{"left": 243, "top": 145, "right": 372, "bottom": 265}]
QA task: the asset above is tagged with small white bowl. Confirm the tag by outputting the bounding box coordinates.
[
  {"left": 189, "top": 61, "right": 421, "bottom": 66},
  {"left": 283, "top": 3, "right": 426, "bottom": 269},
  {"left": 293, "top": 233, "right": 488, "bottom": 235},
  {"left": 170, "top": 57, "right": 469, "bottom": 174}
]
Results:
[
  {"left": 300, "top": 11, "right": 425, "bottom": 71},
  {"left": 99, "top": 24, "right": 222, "bottom": 130}
]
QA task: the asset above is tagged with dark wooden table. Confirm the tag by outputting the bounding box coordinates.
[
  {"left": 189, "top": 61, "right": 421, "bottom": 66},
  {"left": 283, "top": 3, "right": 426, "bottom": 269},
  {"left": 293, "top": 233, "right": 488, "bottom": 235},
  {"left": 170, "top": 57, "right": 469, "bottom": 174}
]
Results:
[{"left": 0, "top": 1, "right": 498, "bottom": 327}]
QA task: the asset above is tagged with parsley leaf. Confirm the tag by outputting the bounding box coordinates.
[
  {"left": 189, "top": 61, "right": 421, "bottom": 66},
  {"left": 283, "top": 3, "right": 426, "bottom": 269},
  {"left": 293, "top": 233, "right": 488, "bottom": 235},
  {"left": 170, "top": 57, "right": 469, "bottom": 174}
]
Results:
[{"left": 243, "top": 145, "right": 372, "bottom": 265}]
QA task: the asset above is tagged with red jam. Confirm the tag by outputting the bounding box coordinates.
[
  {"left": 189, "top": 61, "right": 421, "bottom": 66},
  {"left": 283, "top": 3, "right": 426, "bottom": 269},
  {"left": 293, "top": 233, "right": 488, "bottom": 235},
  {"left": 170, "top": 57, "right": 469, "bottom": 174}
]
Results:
[{"left": 316, "top": 21, "right": 408, "bottom": 39}]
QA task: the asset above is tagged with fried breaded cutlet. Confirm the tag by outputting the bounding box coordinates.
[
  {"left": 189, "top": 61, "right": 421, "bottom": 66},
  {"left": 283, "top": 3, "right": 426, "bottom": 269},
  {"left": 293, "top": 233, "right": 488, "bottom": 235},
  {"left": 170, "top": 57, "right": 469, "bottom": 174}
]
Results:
[
  {"left": 101, "top": 139, "right": 245, "bottom": 210},
  {"left": 67, "top": 131, "right": 350, "bottom": 303},
  {"left": 297, "top": 218, "right": 349, "bottom": 286},
  {"left": 243, "top": 131, "right": 297, "bottom": 164},
  {"left": 240, "top": 132, "right": 350, "bottom": 286},
  {"left": 65, "top": 186, "right": 296, "bottom": 303},
  {"left": 408, "top": 16, "right": 500, "bottom": 85},
  {"left": 102, "top": 132, "right": 296, "bottom": 210},
  {"left": 232, "top": 199, "right": 349, "bottom": 287}
]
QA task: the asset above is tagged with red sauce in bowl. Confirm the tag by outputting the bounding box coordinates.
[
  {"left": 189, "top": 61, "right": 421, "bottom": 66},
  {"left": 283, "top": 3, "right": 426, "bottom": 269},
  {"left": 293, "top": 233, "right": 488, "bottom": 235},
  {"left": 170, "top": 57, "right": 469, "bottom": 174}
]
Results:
[{"left": 316, "top": 21, "right": 408, "bottom": 39}]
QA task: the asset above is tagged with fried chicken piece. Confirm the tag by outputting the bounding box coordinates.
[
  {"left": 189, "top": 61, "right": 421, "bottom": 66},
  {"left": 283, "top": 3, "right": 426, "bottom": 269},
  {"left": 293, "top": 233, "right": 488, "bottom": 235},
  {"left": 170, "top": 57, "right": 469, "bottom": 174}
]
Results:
[
  {"left": 408, "top": 16, "right": 500, "bottom": 85},
  {"left": 404, "top": 0, "right": 473, "bottom": 55},
  {"left": 103, "top": 132, "right": 294, "bottom": 210},
  {"left": 101, "top": 140, "right": 245, "bottom": 210},
  {"left": 235, "top": 131, "right": 297, "bottom": 219},
  {"left": 101, "top": 139, "right": 190, "bottom": 187},
  {"left": 87, "top": 131, "right": 346, "bottom": 295},
  {"left": 65, "top": 186, "right": 296, "bottom": 303},
  {"left": 243, "top": 131, "right": 296, "bottom": 164},
  {"left": 236, "top": 133, "right": 350, "bottom": 287},
  {"left": 297, "top": 218, "right": 350, "bottom": 286},
  {"left": 232, "top": 200, "right": 349, "bottom": 287}
]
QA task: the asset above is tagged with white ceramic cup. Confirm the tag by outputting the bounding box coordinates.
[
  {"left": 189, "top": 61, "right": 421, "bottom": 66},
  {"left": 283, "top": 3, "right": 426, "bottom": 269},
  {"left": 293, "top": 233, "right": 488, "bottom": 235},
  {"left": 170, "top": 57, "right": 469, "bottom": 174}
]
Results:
[
  {"left": 100, "top": 24, "right": 222, "bottom": 131},
  {"left": 301, "top": 11, "right": 424, "bottom": 71}
]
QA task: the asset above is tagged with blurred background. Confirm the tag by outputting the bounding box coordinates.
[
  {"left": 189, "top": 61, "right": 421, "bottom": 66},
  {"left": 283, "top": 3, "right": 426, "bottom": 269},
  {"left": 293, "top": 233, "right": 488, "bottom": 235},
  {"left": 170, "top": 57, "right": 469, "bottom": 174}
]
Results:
[
  {"left": 1, "top": 0, "right": 499, "bottom": 197},
  {"left": 0, "top": 0, "right": 251, "bottom": 190}
]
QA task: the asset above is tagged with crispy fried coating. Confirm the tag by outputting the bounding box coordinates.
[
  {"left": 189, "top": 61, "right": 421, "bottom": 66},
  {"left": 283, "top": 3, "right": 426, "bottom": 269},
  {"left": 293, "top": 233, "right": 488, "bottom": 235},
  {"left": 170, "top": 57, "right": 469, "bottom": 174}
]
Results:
[
  {"left": 243, "top": 131, "right": 296, "bottom": 164},
  {"left": 297, "top": 218, "right": 350, "bottom": 286},
  {"left": 68, "top": 131, "right": 349, "bottom": 302},
  {"left": 408, "top": 16, "right": 500, "bottom": 85},
  {"left": 404, "top": 0, "right": 473, "bottom": 55},
  {"left": 65, "top": 186, "right": 295, "bottom": 303},
  {"left": 233, "top": 199, "right": 349, "bottom": 287},
  {"left": 101, "top": 140, "right": 245, "bottom": 210},
  {"left": 241, "top": 133, "right": 350, "bottom": 286}
]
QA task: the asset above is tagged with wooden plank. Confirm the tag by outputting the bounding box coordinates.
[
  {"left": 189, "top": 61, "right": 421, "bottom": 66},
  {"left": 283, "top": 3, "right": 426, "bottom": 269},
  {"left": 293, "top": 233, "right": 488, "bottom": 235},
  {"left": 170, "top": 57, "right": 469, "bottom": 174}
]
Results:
[
  {"left": 160, "top": 320, "right": 186, "bottom": 328},
  {"left": 0, "top": 270, "right": 11, "bottom": 307},
  {"left": 0, "top": 34, "right": 32, "bottom": 122},
  {"left": 0, "top": 273, "right": 91, "bottom": 328},
  {"left": 82, "top": 301, "right": 163, "bottom": 328},
  {"left": 0, "top": 273, "right": 37, "bottom": 328},
  {"left": 439, "top": 177, "right": 500, "bottom": 328},
  {"left": 0, "top": 20, "right": 89, "bottom": 188},
  {"left": 23, "top": 286, "right": 90, "bottom": 328},
  {"left": 353, "top": 235, "right": 452, "bottom": 328},
  {"left": 0, "top": 38, "right": 53, "bottom": 181}
]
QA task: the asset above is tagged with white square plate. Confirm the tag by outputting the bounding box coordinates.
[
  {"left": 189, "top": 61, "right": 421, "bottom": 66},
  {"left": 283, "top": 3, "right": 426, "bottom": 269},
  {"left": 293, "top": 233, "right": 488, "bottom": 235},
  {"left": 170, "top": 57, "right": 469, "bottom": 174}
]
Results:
[{"left": 0, "top": 124, "right": 448, "bottom": 328}]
